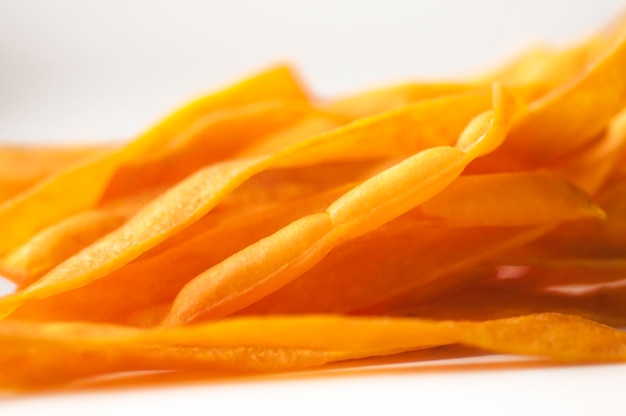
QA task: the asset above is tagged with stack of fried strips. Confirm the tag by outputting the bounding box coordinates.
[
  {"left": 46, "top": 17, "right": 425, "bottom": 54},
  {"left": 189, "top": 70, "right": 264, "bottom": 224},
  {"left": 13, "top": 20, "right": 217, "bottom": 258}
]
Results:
[{"left": 2, "top": 15, "right": 626, "bottom": 390}]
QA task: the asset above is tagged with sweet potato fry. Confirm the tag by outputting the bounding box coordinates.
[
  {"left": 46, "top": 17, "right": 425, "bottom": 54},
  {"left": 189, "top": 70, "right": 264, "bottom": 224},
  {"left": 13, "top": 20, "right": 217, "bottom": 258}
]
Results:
[
  {"left": 0, "top": 144, "right": 108, "bottom": 202},
  {"left": 2, "top": 104, "right": 342, "bottom": 287},
  {"left": 0, "top": 211, "right": 125, "bottom": 287},
  {"left": 241, "top": 225, "right": 548, "bottom": 315},
  {"left": 2, "top": 313, "right": 626, "bottom": 390},
  {"left": 501, "top": 173, "right": 626, "bottom": 266},
  {"left": 162, "top": 84, "right": 520, "bottom": 324},
  {"left": 0, "top": 336, "right": 340, "bottom": 390},
  {"left": 481, "top": 34, "right": 605, "bottom": 98},
  {"left": 503, "top": 24, "right": 626, "bottom": 162},
  {"left": 100, "top": 100, "right": 336, "bottom": 200},
  {"left": 242, "top": 172, "right": 603, "bottom": 315},
  {"left": 0, "top": 66, "right": 309, "bottom": 254},
  {"left": 0, "top": 87, "right": 498, "bottom": 318},
  {"left": 419, "top": 172, "right": 604, "bottom": 227},
  {"left": 4, "top": 12, "right": 626, "bottom": 393},
  {"left": 0, "top": 102, "right": 339, "bottom": 285},
  {"left": 552, "top": 107, "right": 626, "bottom": 194},
  {"left": 5, "top": 184, "right": 358, "bottom": 324},
  {"left": 12, "top": 167, "right": 599, "bottom": 322}
]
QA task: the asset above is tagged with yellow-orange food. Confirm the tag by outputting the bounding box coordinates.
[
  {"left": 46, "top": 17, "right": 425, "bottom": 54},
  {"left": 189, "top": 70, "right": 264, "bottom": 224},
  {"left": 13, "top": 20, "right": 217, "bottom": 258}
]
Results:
[{"left": 1, "top": 14, "right": 626, "bottom": 391}]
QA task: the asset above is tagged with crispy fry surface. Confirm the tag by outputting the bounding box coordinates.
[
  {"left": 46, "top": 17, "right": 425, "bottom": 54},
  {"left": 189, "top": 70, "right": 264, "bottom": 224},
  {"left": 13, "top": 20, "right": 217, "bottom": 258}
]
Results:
[{"left": 2, "top": 14, "right": 626, "bottom": 391}]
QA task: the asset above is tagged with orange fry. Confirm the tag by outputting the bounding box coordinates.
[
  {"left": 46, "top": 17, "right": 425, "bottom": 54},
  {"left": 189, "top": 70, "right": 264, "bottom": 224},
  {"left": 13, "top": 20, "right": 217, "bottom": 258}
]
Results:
[
  {"left": 4, "top": 12, "right": 626, "bottom": 393},
  {"left": 242, "top": 173, "right": 604, "bottom": 315},
  {"left": 552, "top": 107, "right": 626, "bottom": 194},
  {"left": 501, "top": 174, "right": 626, "bottom": 264},
  {"left": 0, "top": 87, "right": 498, "bottom": 318},
  {"left": 162, "top": 84, "right": 519, "bottom": 324},
  {"left": 6, "top": 184, "right": 360, "bottom": 325},
  {"left": 0, "top": 104, "right": 340, "bottom": 287},
  {"left": 0, "top": 144, "right": 109, "bottom": 202},
  {"left": 101, "top": 100, "right": 336, "bottom": 200},
  {"left": 481, "top": 33, "right": 606, "bottom": 99},
  {"left": 242, "top": 225, "right": 547, "bottom": 315},
  {"left": 419, "top": 172, "right": 603, "bottom": 227},
  {"left": 2, "top": 313, "right": 626, "bottom": 390},
  {"left": 0, "top": 211, "right": 125, "bottom": 287},
  {"left": 0, "top": 66, "right": 309, "bottom": 254},
  {"left": 503, "top": 24, "right": 626, "bottom": 162}
]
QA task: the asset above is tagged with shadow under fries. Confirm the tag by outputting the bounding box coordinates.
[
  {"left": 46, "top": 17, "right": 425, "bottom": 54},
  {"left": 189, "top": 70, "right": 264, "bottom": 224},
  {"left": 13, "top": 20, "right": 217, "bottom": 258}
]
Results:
[{"left": 1, "top": 344, "right": 608, "bottom": 400}]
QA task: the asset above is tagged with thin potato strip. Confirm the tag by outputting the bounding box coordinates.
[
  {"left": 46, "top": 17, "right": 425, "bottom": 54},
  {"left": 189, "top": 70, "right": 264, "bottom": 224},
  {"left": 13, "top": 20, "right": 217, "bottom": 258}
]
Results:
[
  {"left": 100, "top": 100, "right": 334, "bottom": 200},
  {"left": 0, "top": 211, "right": 125, "bottom": 287},
  {"left": 457, "top": 314, "right": 626, "bottom": 362},
  {"left": 552, "top": 107, "right": 626, "bottom": 194},
  {"left": 161, "top": 153, "right": 464, "bottom": 324},
  {"left": 499, "top": 221, "right": 624, "bottom": 269},
  {"left": 0, "top": 144, "right": 107, "bottom": 203},
  {"left": 241, "top": 172, "right": 604, "bottom": 315},
  {"left": 162, "top": 85, "right": 519, "bottom": 324},
  {"left": 600, "top": 179, "right": 626, "bottom": 249},
  {"left": 502, "top": 23, "right": 626, "bottom": 161},
  {"left": 480, "top": 33, "right": 606, "bottom": 97},
  {"left": 0, "top": 144, "right": 107, "bottom": 186},
  {"left": 94, "top": 98, "right": 333, "bottom": 202},
  {"left": 419, "top": 172, "right": 604, "bottom": 227},
  {"left": 0, "top": 340, "right": 343, "bottom": 390},
  {"left": 0, "top": 87, "right": 497, "bottom": 317},
  {"left": 0, "top": 177, "right": 38, "bottom": 204},
  {"left": 264, "top": 89, "right": 493, "bottom": 166},
  {"left": 156, "top": 314, "right": 626, "bottom": 362},
  {"left": 6, "top": 162, "right": 386, "bottom": 323},
  {"left": 0, "top": 101, "right": 330, "bottom": 288},
  {"left": 98, "top": 188, "right": 169, "bottom": 218},
  {"left": 237, "top": 113, "right": 348, "bottom": 158},
  {"left": 144, "top": 160, "right": 390, "bottom": 259},
  {"left": 0, "top": 149, "right": 122, "bottom": 254},
  {"left": 0, "top": 109, "right": 337, "bottom": 287},
  {"left": 0, "top": 66, "right": 309, "bottom": 254},
  {"left": 501, "top": 175, "right": 626, "bottom": 264},
  {"left": 6, "top": 184, "right": 359, "bottom": 325},
  {"left": 243, "top": 225, "right": 548, "bottom": 315},
  {"left": 2, "top": 313, "right": 626, "bottom": 389},
  {"left": 140, "top": 65, "right": 309, "bottom": 152},
  {"left": 5, "top": 13, "right": 626, "bottom": 392},
  {"left": 0, "top": 102, "right": 322, "bottom": 286}
]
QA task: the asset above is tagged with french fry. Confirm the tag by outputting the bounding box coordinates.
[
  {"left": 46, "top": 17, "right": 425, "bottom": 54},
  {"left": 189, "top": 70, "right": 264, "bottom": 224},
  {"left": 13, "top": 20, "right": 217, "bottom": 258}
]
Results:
[
  {"left": 3, "top": 12, "right": 626, "bottom": 392},
  {"left": 0, "top": 66, "right": 310, "bottom": 254},
  {"left": 2, "top": 313, "right": 626, "bottom": 390}
]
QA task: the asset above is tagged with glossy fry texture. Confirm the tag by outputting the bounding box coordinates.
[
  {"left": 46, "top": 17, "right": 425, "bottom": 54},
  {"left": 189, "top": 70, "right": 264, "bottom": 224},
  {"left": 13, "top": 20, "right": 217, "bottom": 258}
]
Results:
[
  {"left": 2, "top": 313, "right": 626, "bottom": 390},
  {"left": 3, "top": 14, "right": 626, "bottom": 392}
]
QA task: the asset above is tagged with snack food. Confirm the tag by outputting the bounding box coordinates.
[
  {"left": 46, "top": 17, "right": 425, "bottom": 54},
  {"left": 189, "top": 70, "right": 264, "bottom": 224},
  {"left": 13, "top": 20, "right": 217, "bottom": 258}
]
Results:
[{"left": 1, "top": 12, "right": 626, "bottom": 391}]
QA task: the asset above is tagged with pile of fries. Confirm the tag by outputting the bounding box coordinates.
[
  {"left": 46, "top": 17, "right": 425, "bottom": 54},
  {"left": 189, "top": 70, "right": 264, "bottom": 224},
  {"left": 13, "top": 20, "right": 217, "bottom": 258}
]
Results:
[{"left": 1, "top": 14, "right": 626, "bottom": 390}]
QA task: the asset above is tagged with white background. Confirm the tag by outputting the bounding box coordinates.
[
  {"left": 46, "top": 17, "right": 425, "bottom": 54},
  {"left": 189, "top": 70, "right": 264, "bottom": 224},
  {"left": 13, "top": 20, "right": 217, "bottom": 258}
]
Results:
[
  {"left": 2, "top": 1, "right": 626, "bottom": 414},
  {"left": 1, "top": 0, "right": 624, "bottom": 142}
]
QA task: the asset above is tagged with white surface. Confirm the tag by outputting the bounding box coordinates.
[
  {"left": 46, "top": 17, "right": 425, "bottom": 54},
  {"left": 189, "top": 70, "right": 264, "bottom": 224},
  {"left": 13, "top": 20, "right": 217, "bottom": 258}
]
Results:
[
  {"left": 1, "top": 1, "right": 626, "bottom": 414},
  {"left": 0, "top": 0, "right": 624, "bottom": 142},
  {"left": 0, "top": 279, "right": 14, "bottom": 297},
  {"left": 3, "top": 351, "right": 626, "bottom": 416}
]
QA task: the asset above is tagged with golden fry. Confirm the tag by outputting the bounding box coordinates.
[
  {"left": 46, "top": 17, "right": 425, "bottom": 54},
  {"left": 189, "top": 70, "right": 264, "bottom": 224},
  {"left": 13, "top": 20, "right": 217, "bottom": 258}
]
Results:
[{"left": 3, "top": 13, "right": 626, "bottom": 392}]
